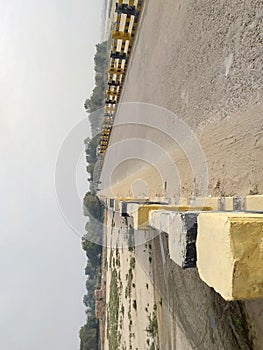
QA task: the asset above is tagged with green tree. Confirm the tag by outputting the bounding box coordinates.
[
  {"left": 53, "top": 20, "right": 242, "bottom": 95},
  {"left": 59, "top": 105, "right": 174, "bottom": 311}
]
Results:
[
  {"left": 83, "top": 192, "right": 103, "bottom": 221},
  {"left": 84, "top": 41, "right": 108, "bottom": 137},
  {"left": 82, "top": 239, "right": 102, "bottom": 266},
  {"left": 79, "top": 322, "right": 98, "bottom": 350}
]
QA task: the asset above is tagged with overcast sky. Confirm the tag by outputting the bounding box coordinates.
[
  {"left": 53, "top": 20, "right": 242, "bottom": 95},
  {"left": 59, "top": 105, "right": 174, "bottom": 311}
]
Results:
[{"left": 0, "top": 0, "right": 104, "bottom": 349}]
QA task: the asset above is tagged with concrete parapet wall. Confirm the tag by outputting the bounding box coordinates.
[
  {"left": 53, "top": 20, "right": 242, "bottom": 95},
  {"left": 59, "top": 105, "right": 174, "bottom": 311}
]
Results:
[
  {"left": 197, "top": 195, "right": 263, "bottom": 211},
  {"left": 105, "top": 196, "right": 263, "bottom": 299},
  {"left": 129, "top": 204, "right": 211, "bottom": 229}
]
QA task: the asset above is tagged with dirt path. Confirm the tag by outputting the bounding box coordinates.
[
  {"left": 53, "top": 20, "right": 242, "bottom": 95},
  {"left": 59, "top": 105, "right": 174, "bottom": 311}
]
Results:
[{"left": 104, "top": 210, "right": 160, "bottom": 350}]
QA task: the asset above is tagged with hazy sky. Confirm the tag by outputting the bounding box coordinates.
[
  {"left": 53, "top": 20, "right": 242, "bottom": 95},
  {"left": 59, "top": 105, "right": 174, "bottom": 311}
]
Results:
[{"left": 0, "top": 0, "right": 104, "bottom": 349}]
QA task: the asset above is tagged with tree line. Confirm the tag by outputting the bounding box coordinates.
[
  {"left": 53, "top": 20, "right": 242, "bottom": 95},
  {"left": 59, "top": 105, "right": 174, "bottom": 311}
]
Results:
[{"left": 79, "top": 41, "right": 108, "bottom": 350}]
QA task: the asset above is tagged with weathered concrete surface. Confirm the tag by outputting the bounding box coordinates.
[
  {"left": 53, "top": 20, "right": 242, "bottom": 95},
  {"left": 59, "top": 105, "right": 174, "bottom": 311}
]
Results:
[
  {"left": 129, "top": 204, "right": 169, "bottom": 229},
  {"left": 167, "top": 211, "right": 198, "bottom": 269},
  {"left": 197, "top": 212, "right": 263, "bottom": 301},
  {"left": 101, "top": 0, "right": 263, "bottom": 199},
  {"left": 141, "top": 205, "right": 210, "bottom": 229},
  {"left": 150, "top": 210, "right": 204, "bottom": 268},
  {"left": 246, "top": 195, "right": 263, "bottom": 211},
  {"left": 125, "top": 203, "right": 211, "bottom": 229}
]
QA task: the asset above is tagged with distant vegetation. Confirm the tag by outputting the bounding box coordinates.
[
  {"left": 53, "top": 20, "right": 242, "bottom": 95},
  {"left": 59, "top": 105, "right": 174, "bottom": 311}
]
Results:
[
  {"left": 84, "top": 41, "right": 108, "bottom": 136},
  {"left": 79, "top": 41, "right": 108, "bottom": 350}
]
